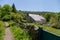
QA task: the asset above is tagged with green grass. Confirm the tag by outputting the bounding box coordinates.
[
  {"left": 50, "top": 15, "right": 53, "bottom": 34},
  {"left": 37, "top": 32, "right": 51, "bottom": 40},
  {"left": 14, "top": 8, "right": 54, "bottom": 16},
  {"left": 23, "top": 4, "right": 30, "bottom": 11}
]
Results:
[
  {"left": 10, "top": 25, "right": 32, "bottom": 40},
  {"left": 24, "top": 22, "right": 40, "bottom": 27},
  {"left": 24, "top": 22, "right": 60, "bottom": 36},
  {"left": 43, "top": 25, "right": 60, "bottom": 36},
  {"left": 0, "top": 21, "right": 5, "bottom": 40},
  {"left": 27, "top": 23, "right": 60, "bottom": 36},
  {"left": 26, "top": 22, "right": 60, "bottom": 36}
]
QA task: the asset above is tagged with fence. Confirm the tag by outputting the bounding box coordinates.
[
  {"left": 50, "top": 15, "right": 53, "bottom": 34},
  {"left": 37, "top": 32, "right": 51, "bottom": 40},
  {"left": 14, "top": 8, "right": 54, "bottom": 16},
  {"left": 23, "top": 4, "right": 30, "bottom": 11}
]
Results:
[
  {"left": 19, "top": 23, "right": 60, "bottom": 40},
  {"left": 38, "top": 27, "right": 60, "bottom": 40}
]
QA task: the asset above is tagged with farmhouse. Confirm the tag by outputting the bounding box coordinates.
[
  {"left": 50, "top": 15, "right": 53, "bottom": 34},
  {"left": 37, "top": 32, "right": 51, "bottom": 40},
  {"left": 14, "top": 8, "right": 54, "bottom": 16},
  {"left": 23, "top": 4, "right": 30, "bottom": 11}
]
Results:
[{"left": 26, "top": 14, "right": 46, "bottom": 24}]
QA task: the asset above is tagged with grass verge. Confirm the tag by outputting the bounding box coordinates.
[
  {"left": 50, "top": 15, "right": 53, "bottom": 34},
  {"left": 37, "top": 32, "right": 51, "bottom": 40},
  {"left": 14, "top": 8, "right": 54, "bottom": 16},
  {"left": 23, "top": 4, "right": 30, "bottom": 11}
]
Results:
[
  {"left": 10, "top": 25, "right": 32, "bottom": 40},
  {"left": 43, "top": 25, "right": 60, "bottom": 36},
  {"left": 0, "top": 21, "right": 5, "bottom": 40}
]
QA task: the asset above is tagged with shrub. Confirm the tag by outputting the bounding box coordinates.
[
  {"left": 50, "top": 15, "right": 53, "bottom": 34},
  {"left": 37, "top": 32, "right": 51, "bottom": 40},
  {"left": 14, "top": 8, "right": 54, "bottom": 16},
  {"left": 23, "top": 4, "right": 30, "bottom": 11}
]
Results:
[
  {"left": 52, "top": 23, "right": 60, "bottom": 29},
  {"left": 2, "top": 15, "right": 11, "bottom": 21},
  {"left": 49, "top": 17, "right": 60, "bottom": 29},
  {"left": 10, "top": 25, "right": 32, "bottom": 40},
  {"left": 8, "top": 20, "right": 16, "bottom": 26},
  {"left": 0, "top": 21, "right": 5, "bottom": 40}
]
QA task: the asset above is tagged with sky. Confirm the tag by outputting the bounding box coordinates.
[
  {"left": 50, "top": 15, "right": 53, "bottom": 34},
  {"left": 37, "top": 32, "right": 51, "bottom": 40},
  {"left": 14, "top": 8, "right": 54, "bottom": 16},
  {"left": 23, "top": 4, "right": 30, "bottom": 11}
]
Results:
[{"left": 0, "top": 0, "right": 60, "bottom": 12}]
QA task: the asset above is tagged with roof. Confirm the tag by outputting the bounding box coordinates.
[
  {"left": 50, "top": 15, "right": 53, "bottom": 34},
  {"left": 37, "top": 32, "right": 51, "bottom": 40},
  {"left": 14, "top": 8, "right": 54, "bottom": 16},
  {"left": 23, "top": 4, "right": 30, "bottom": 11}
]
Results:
[{"left": 29, "top": 14, "right": 45, "bottom": 21}]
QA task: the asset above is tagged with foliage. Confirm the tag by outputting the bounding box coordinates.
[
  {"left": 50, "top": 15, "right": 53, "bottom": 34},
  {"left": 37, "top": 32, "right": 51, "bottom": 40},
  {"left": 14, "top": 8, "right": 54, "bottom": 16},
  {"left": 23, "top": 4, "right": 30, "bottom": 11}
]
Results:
[
  {"left": 12, "top": 3, "right": 17, "bottom": 13},
  {"left": 3, "top": 4, "right": 12, "bottom": 12},
  {"left": 57, "top": 13, "right": 60, "bottom": 21},
  {"left": 44, "top": 13, "right": 52, "bottom": 22},
  {"left": 2, "top": 4, "right": 12, "bottom": 15},
  {"left": 43, "top": 25, "right": 60, "bottom": 36},
  {"left": 0, "top": 21, "right": 5, "bottom": 40},
  {"left": 8, "top": 20, "right": 16, "bottom": 26},
  {"left": 10, "top": 25, "right": 32, "bottom": 40},
  {"left": 49, "top": 17, "right": 57, "bottom": 24},
  {"left": 0, "top": 4, "right": 60, "bottom": 40},
  {"left": 49, "top": 16, "right": 60, "bottom": 29},
  {"left": 2, "top": 15, "right": 11, "bottom": 21},
  {"left": 0, "top": 4, "right": 12, "bottom": 20}
]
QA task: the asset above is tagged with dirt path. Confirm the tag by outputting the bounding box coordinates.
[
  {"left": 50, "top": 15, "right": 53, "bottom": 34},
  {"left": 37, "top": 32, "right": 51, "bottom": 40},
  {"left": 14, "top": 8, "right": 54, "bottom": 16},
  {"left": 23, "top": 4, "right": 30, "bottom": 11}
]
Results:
[{"left": 4, "top": 27, "right": 14, "bottom": 40}]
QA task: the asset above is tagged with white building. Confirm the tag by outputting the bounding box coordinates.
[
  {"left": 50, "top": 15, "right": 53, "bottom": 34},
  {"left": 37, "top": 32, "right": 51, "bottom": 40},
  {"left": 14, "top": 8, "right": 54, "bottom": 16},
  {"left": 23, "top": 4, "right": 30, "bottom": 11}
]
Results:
[{"left": 26, "top": 14, "right": 46, "bottom": 24}]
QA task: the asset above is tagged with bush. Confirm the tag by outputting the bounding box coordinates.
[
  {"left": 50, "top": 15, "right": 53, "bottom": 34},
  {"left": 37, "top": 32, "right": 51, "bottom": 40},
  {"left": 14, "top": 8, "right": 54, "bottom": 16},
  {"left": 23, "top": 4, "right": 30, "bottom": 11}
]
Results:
[
  {"left": 0, "top": 21, "right": 5, "bottom": 40},
  {"left": 8, "top": 20, "right": 16, "bottom": 26},
  {"left": 2, "top": 15, "right": 11, "bottom": 21},
  {"left": 52, "top": 23, "right": 60, "bottom": 29},
  {"left": 10, "top": 25, "right": 32, "bottom": 40},
  {"left": 49, "top": 17, "right": 60, "bottom": 29}
]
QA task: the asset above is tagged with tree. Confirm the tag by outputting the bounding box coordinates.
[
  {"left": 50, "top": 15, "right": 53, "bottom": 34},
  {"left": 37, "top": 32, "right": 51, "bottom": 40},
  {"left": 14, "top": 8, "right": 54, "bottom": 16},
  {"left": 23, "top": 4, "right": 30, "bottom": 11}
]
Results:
[
  {"left": 0, "top": 5, "right": 2, "bottom": 17},
  {"left": 57, "top": 13, "right": 60, "bottom": 22},
  {"left": 2, "top": 4, "right": 12, "bottom": 16},
  {"left": 2, "top": 15, "right": 11, "bottom": 21},
  {"left": 49, "top": 17, "right": 60, "bottom": 29},
  {"left": 3, "top": 4, "right": 12, "bottom": 13},
  {"left": 12, "top": 3, "right": 17, "bottom": 13},
  {"left": 44, "top": 13, "right": 51, "bottom": 22},
  {"left": 0, "top": 5, "right": 2, "bottom": 12},
  {"left": 49, "top": 17, "right": 57, "bottom": 24},
  {"left": 0, "top": 5, "right": 2, "bottom": 14}
]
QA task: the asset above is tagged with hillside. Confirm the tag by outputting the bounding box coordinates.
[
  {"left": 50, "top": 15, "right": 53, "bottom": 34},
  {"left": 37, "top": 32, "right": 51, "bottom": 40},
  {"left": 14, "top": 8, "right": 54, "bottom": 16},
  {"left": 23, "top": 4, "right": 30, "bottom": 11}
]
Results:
[{"left": 0, "top": 4, "right": 60, "bottom": 40}]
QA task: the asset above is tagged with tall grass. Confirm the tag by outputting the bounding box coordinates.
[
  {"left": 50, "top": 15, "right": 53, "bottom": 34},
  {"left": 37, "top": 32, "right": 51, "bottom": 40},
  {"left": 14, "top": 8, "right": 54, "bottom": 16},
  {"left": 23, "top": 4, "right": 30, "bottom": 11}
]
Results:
[
  {"left": 10, "top": 25, "right": 32, "bottom": 40},
  {"left": 43, "top": 25, "right": 60, "bottom": 36},
  {"left": 0, "top": 21, "right": 5, "bottom": 40}
]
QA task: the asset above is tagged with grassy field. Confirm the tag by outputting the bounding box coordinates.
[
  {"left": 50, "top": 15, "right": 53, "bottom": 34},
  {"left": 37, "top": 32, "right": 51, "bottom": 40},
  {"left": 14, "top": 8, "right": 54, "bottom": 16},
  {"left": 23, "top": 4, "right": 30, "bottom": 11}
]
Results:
[{"left": 43, "top": 26, "right": 60, "bottom": 36}]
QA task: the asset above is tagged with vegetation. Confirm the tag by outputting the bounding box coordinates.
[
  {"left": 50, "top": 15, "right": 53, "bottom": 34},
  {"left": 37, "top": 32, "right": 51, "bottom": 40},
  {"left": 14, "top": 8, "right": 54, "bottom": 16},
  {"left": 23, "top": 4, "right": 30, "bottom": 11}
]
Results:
[
  {"left": 12, "top": 3, "right": 17, "bottom": 13},
  {"left": 10, "top": 24, "right": 32, "bottom": 40},
  {"left": 0, "top": 4, "right": 60, "bottom": 40},
  {"left": 0, "top": 21, "right": 5, "bottom": 40},
  {"left": 43, "top": 25, "right": 60, "bottom": 36}
]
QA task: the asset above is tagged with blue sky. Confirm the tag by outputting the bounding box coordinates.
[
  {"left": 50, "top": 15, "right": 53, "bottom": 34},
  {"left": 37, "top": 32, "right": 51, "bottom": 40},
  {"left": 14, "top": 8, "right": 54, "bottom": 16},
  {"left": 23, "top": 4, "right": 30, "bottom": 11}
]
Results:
[{"left": 0, "top": 0, "right": 60, "bottom": 12}]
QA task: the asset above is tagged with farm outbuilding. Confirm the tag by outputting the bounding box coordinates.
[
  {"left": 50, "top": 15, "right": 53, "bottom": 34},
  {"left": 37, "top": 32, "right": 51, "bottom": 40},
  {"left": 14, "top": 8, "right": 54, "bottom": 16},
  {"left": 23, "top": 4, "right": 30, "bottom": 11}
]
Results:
[{"left": 26, "top": 14, "right": 46, "bottom": 24}]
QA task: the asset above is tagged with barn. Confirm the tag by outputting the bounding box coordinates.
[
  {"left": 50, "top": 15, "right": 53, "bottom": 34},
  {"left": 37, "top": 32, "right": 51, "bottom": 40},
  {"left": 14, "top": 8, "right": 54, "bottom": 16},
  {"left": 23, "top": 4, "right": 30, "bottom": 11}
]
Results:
[{"left": 26, "top": 14, "right": 46, "bottom": 24}]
